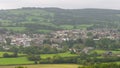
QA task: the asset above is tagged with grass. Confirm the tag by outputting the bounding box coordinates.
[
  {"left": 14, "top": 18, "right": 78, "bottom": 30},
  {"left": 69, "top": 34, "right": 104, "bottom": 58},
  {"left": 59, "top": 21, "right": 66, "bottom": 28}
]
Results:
[
  {"left": 0, "top": 57, "right": 33, "bottom": 65},
  {"left": 0, "top": 52, "right": 32, "bottom": 65},
  {"left": 114, "top": 62, "right": 120, "bottom": 64},
  {"left": 41, "top": 52, "right": 77, "bottom": 59},
  {"left": 0, "top": 52, "right": 13, "bottom": 57},
  {"left": 60, "top": 24, "right": 93, "bottom": 30},
  {"left": 60, "top": 25, "right": 74, "bottom": 30},
  {"left": 0, "top": 27, "right": 26, "bottom": 32},
  {"left": 0, "top": 64, "right": 79, "bottom": 68},
  {"left": 91, "top": 50, "right": 106, "bottom": 54},
  {"left": 76, "top": 24, "right": 93, "bottom": 29},
  {"left": 37, "top": 29, "right": 52, "bottom": 34},
  {"left": 39, "top": 23, "right": 57, "bottom": 28},
  {"left": 0, "top": 52, "right": 77, "bottom": 65},
  {"left": 0, "top": 52, "right": 25, "bottom": 57},
  {"left": 91, "top": 49, "right": 120, "bottom": 54}
]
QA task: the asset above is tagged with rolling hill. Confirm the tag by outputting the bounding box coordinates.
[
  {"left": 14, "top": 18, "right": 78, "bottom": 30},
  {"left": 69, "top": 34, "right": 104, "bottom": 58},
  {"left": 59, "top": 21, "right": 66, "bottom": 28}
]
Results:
[{"left": 0, "top": 7, "right": 120, "bottom": 33}]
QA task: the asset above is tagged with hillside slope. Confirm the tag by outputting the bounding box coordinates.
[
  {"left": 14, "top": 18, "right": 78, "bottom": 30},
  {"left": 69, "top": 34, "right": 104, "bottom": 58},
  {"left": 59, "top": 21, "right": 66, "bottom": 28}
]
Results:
[{"left": 0, "top": 8, "right": 120, "bottom": 33}]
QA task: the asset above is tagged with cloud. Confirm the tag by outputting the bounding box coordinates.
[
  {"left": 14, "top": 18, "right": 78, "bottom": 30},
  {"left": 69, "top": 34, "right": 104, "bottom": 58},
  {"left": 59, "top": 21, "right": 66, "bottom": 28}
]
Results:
[{"left": 0, "top": 0, "right": 120, "bottom": 9}]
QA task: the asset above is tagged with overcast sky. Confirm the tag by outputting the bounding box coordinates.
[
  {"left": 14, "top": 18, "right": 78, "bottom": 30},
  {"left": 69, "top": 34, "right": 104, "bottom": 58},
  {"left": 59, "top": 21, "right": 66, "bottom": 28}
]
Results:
[{"left": 0, "top": 0, "right": 120, "bottom": 10}]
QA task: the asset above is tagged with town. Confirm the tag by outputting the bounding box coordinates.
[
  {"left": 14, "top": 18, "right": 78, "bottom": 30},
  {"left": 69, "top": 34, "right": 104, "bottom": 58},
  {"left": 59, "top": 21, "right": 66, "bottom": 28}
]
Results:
[{"left": 0, "top": 28, "right": 120, "bottom": 49}]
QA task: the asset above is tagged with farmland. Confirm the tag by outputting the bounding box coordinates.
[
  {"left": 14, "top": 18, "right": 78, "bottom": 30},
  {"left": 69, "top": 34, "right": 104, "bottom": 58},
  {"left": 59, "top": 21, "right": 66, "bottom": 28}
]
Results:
[
  {"left": 0, "top": 49, "right": 120, "bottom": 65},
  {"left": 91, "top": 49, "right": 120, "bottom": 54},
  {"left": 0, "top": 57, "right": 33, "bottom": 65},
  {"left": 0, "top": 52, "right": 77, "bottom": 65},
  {"left": 0, "top": 7, "right": 120, "bottom": 68},
  {"left": 0, "top": 64, "right": 79, "bottom": 68},
  {"left": 0, "top": 27, "right": 26, "bottom": 32},
  {"left": 41, "top": 52, "right": 77, "bottom": 59}
]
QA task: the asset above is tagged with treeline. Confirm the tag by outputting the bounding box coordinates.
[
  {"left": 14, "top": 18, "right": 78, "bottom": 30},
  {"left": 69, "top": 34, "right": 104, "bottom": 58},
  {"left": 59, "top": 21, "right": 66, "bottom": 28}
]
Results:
[
  {"left": 86, "top": 38, "right": 120, "bottom": 50},
  {"left": 0, "top": 45, "right": 64, "bottom": 56},
  {"left": 79, "top": 63, "right": 120, "bottom": 68},
  {"left": 26, "top": 52, "right": 120, "bottom": 65},
  {"left": 3, "top": 52, "right": 18, "bottom": 58},
  {"left": 61, "top": 38, "right": 120, "bottom": 51},
  {"left": 39, "top": 56, "right": 77, "bottom": 64}
]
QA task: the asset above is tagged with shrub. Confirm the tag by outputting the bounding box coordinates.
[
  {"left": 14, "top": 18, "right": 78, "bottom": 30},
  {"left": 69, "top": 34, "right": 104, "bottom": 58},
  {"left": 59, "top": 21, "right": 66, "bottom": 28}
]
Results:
[
  {"left": 3, "top": 53, "right": 9, "bottom": 58},
  {"left": 27, "top": 55, "right": 40, "bottom": 61},
  {"left": 15, "top": 66, "right": 27, "bottom": 68},
  {"left": 3, "top": 53, "right": 18, "bottom": 58}
]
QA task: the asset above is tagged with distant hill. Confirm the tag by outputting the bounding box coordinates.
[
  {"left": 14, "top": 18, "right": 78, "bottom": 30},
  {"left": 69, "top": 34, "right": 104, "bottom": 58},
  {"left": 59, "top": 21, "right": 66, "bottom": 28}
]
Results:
[{"left": 0, "top": 8, "right": 120, "bottom": 33}]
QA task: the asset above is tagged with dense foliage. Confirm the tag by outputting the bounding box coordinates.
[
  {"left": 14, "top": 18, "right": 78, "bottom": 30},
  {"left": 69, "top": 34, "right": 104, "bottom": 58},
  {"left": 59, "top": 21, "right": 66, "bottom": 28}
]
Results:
[{"left": 79, "top": 63, "right": 120, "bottom": 68}]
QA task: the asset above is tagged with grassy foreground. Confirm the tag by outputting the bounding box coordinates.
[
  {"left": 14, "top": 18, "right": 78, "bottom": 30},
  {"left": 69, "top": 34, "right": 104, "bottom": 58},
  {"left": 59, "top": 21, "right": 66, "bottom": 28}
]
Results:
[{"left": 0, "top": 64, "right": 79, "bottom": 68}]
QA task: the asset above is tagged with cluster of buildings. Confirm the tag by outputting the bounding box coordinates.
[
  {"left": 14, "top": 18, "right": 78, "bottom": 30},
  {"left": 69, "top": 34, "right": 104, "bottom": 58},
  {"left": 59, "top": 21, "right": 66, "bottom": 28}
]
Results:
[
  {"left": 0, "top": 29, "right": 120, "bottom": 48},
  {"left": 0, "top": 34, "right": 46, "bottom": 47},
  {"left": 50, "top": 29, "right": 120, "bottom": 42}
]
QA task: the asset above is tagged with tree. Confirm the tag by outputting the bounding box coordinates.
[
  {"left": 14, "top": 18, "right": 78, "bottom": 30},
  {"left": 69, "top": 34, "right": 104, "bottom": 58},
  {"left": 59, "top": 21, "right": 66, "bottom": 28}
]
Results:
[
  {"left": 23, "top": 46, "right": 40, "bottom": 54},
  {"left": 10, "top": 46, "right": 19, "bottom": 57},
  {"left": 85, "top": 38, "right": 95, "bottom": 47},
  {"left": 52, "top": 55, "right": 62, "bottom": 63},
  {"left": 5, "top": 38, "right": 11, "bottom": 45},
  {"left": 27, "top": 55, "right": 41, "bottom": 61},
  {"left": 3, "top": 52, "right": 18, "bottom": 58},
  {"left": 15, "top": 66, "right": 27, "bottom": 68},
  {"left": 43, "top": 39, "right": 51, "bottom": 44},
  {"left": 3, "top": 53, "right": 9, "bottom": 58},
  {"left": 87, "top": 32, "right": 93, "bottom": 37}
]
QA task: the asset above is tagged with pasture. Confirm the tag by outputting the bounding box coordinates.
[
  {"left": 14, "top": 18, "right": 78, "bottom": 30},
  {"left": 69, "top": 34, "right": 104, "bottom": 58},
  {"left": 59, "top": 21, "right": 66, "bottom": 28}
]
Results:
[
  {"left": 0, "top": 52, "right": 25, "bottom": 57},
  {"left": 0, "top": 64, "right": 79, "bottom": 68},
  {"left": 76, "top": 24, "right": 93, "bottom": 29},
  {"left": 0, "top": 57, "right": 33, "bottom": 65},
  {"left": 60, "top": 24, "right": 93, "bottom": 30},
  {"left": 41, "top": 52, "right": 77, "bottom": 59},
  {"left": 92, "top": 50, "right": 120, "bottom": 54},
  {"left": 0, "top": 27, "right": 26, "bottom": 32},
  {"left": 0, "top": 52, "right": 77, "bottom": 65}
]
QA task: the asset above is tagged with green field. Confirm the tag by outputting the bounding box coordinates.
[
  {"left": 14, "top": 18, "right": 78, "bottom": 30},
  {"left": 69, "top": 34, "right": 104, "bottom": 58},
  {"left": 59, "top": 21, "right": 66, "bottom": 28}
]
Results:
[
  {"left": 76, "top": 24, "right": 93, "bottom": 29},
  {"left": 0, "top": 52, "right": 13, "bottom": 57},
  {"left": 0, "top": 57, "right": 33, "bottom": 65},
  {"left": 0, "top": 52, "right": 77, "bottom": 65},
  {"left": 37, "top": 29, "right": 52, "bottom": 33},
  {"left": 0, "top": 24, "right": 93, "bottom": 33},
  {"left": 0, "top": 50, "right": 119, "bottom": 65},
  {"left": 60, "top": 25, "right": 74, "bottom": 30},
  {"left": 41, "top": 52, "right": 77, "bottom": 59},
  {"left": 0, "top": 52, "right": 25, "bottom": 57},
  {"left": 92, "top": 50, "right": 120, "bottom": 54},
  {"left": 60, "top": 24, "right": 93, "bottom": 30},
  {"left": 0, "top": 27, "right": 26, "bottom": 32},
  {"left": 0, "top": 64, "right": 79, "bottom": 68}
]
